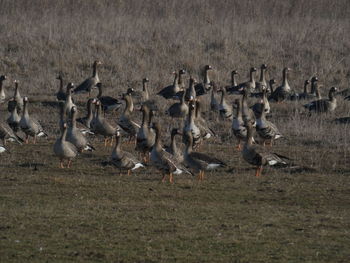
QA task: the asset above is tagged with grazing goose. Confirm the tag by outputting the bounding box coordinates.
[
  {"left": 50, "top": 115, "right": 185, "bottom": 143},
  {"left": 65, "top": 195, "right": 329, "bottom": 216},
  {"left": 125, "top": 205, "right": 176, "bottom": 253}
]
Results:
[
  {"left": 255, "top": 64, "right": 268, "bottom": 92},
  {"left": 242, "top": 122, "right": 289, "bottom": 177},
  {"left": 150, "top": 122, "right": 192, "bottom": 183},
  {"left": 7, "top": 99, "right": 21, "bottom": 133},
  {"left": 303, "top": 87, "right": 337, "bottom": 113},
  {"left": 63, "top": 83, "right": 76, "bottom": 116},
  {"left": 157, "top": 71, "right": 182, "bottom": 99},
  {"left": 0, "top": 119, "right": 23, "bottom": 145},
  {"left": 56, "top": 74, "right": 66, "bottom": 101},
  {"left": 252, "top": 87, "right": 270, "bottom": 115},
  {"left": 53, "top": 123, "right": 77, "bottom": 168},
  {"left": 66, "top": 106, "right": 95, "bottom": 152},
  {"left": 254, "top": 102, "right": 283, "bottom": 146},
  {"left": 242, "top": 88, "right": 255, "bottom": 126},
  {"left": 210, "top": 82, "right": 219, "bottom": 111},
  {"left": 269, "top": 68, "right": 292, "bottom": 102},
  {"left": 183, "top": 130, "right": 226, "bottom": 181},
  {"left": 237, "top": 67, "right": 257, "bottom": 93},
  {"left": 164, "top": 128, "right": 184, "bottom": 163},
  {"left": 73, "top": 60, "right": 102, "bottom": 96},
  {"left": 0, "top": 75, "right": 7, "bottom": 104},
  {"left": 76, "top": 98, "right": 96, "bottom": 130},
  {"left": 166, "top": 86, "right": 189, "bottom": 118},
  {"left": 19, "top": 97, "right": 48, "bottom": 144},
  {"left": 218, "top": 87, "right": 233, "bottom": 120},
  {"left": 93, "top": 100, "right": 120, "bottom": 146},
  {"left": 111, "top": 130, "right": 144, "bottom": 176},
  {"left": 232, "top": 99, "right": 248, "bottom": 150},
  {"left": 135, "top": 104, "right": 155, "bottom": 162},
  {"left": 182, "top": 99, "right": 201, "bottom": 149},
  {"left": 194, "top": 65, "right": 212, "bottom": 96},
  {"left": 96, "top": 83, "right": 122, "bottom": 113},
  {"left": 195, "top": 99, "right": 215, "bottom": 140},
  {"left": 118, "top": 92, "right": 140, "bottom": 143}
]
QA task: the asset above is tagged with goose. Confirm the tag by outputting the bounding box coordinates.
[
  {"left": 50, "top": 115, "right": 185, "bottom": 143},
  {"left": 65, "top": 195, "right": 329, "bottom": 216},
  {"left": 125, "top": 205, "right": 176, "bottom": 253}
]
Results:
[
  {"left": 56, "top": 74, "right": 66, "bottom": 101},
  {"left": 150, "top": 122, "right": 192, "bottom": 183},
  {"left": 0, "top": 75, "right": 7, "bottom": 104},
  {"left": 210, "top": 82, "right": 219, "bottom": 111},
  {"left": 0, "top": 120, "right": 23, "bottom": 145},
  {"left": 53, "top": 123, "right": 77, "bottom": 168},
  {"left": 254, "top": 102, "right": 283, "bottom": 146},
  {"left": 58, "top": 101, "right": 66, "bottom": 133},
  {"left": 73, "top": 60, "right": 102, "bottom": 96},
  {"left": 303, "top": 87, "right": 337, "bottom": 113},
  {"left": 218, "top": 87, "right": 233, "bottom": 120},
  {"left": 66, "top": 106, "right": 95, "bottom": 152},
  {"left": 76, "top": 98, "right": 96, "bottom": 130},
  {"left": 178, "top": 69, "right": 187, "bottom": 90},
  {"left": 194, "top": 65, "right": 212, "bottom": 96},
  {"left": 255, "top": 64, "right": 268, "bottom": 92},
  {"left": 252, "top": 87, "right": 270, "bottom": 115},
  {"left": 237, "top": 67, "right": 257, "bottom": 93},
  {"left": 296, "top": 80, "right": 311, "bottom": 100},
  {"left": 242, "top": 87, "right": 255, "bottom": 126},
  {"left": 135, "top": 104, "right": 155, "bottom": 162},
  {"left": 118, "top": 92, "right": 140, "bottom": 143},
  {"left": 232, "top": 99, "right": 248, "bottom": 150},
  {"left": 183, "top": 130, "right": 226, "bottom": 181},
  {"left": 111, "top": 130, "right": 144, "bottom": 176},
  {"left": 226, "top": 70, "right": 240, "bottom": 94},
  {"left": 19, "top": 97, "right": 48, "bottom": 144},
  {"left": 182, "top": 99, "right": 201, "bottom": 149},
  {"left": 195, "top": 99, "right": 215, "bottom": 140},
  {"left": 63, "top": 83, "right": 76, "bottom": 116},
  {"left": 269, "top": 68, "right": 292, "bottom": 102},
  {"left": 242, "top": 122, "right": 289, "bottom": 177},
  {"left": 310, "top": 76, "right": 321, "bottom": 98},
  {"left": 7, "top": 99, "right": 21, "bottom": 133},
  {"left": 157, "top": 71, "right": 183, "bottom": 99},
  {"left": 9, "top": 80, "right": 23, "bottom": 113},
  {"left": 166, "top": 86, "right": 189, "bottom": 118},
  {"left": 175, "top": 77, "right": 197, "bottom": 101},
  {"left": 268, "top": 79, "right": 276, "bottom": 94},
  {"left": 93, "top": 100, "right": 120, "bottom": 146},
  {"left": 164, "top": 128, "right": 184, "bottom": 163},
  {"left": 96, "top": 82, "right": 122, "bottom": 113}
]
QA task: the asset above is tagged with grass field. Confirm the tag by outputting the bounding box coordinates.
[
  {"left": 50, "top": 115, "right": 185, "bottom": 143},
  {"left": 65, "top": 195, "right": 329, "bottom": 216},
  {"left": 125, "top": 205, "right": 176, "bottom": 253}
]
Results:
[{"left": 1, "top": 0, "right": 350, "bottom": 262}]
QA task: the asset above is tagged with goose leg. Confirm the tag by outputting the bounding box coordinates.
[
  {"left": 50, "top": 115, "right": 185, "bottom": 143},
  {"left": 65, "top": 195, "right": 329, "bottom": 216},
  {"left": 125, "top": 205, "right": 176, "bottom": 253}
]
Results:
[
  {"left": 236, "top": 141, "right": 241, "bottom": 151},
  {"left": 60, "top": 159, "right": 65, "bottom": 168},
  {"left": 104, "top": 137, "right": 108, "bottom": 147},
  {"left": 169, "top": 173, "right": 174, "bottom": 184},
  {"left": 33, "top": 135, "right": 37, "bottom": 144},
  {"left": 110, "top": 136, "right": 114, "bottom": 146},
  {"left": 127, "top": 170, "right": 131, "bottom": 176},
  {"left": 255, "top": 166, "right": 262, "bottom": 177},
  {"left": 25, "top": 135, "right": 29, "bottom": 144},
  {"left": 67, "top": 159, "right": 72, "bottom": 168},
  {"left": 201, "top": 171, "right": 205, "bottom": 181},
  {"left": 162, "top": 174, "right": 167, "bottom": 183}
]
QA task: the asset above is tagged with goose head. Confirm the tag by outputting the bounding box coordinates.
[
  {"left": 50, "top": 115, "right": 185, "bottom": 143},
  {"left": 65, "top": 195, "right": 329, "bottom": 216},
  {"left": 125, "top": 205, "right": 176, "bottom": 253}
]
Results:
[
  {"left": 179, "top": 69, "right": 186, "bottom": 75},
  {"left": 261, "top": 64, "right": 268, "bottom": 70},
  {"left": 0, "top": 75, "right": 7, "bottom": 81},
  {"left": 250, "top": 67, "right": 257, "bottom": 73},
  {"left": 142, "top": 78, "right": 149, "bottom": 83}
]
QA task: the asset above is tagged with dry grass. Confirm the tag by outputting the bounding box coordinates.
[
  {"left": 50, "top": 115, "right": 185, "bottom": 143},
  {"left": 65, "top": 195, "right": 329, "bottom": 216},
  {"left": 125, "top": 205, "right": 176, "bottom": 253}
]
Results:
[{"left": 0, "top": 0, "right": 350, "bottom": 262}]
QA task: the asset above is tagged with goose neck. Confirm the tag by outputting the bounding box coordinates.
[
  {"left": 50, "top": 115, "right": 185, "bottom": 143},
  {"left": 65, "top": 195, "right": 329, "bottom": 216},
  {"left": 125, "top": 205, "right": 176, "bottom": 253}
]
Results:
[
  {"left": 204, "top": 70, "right": 210, "bottom": 84},
  {"left": 231, "top": 73, "right": 237, "bottom": 86},
  {"left": 260, "top": 68, "right": 266, "bottom": 82}
]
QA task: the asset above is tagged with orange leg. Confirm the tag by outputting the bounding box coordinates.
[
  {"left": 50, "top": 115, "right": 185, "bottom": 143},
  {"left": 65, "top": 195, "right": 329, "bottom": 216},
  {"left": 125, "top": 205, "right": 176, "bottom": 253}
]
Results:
[
  {"left": 104, "top": 138, "right": 108, "bottom": 147},
  {"left": 25, "top": 135, "right": 29, "bottom": 144},
  {"left": 67, "top": 159, "right": 72, "bottom": 168},
  {"left": 162, "top": 174, "right": 167, "bottom": 183},
  {"left": 33, "top": 136, "right": 37, "bottom": 144},
  {"left": 255, "top": 166, "right": 263, "bottom": 177},
  {"left": 110, "top": 136, "right": 114, "bottom": 147},
  {"left": 60, "top": 160, "right": 65, "bottom": 168},
  {"left": 235, "top": 142, "right": 241, "bottom": 151},
  {"left": 201, "top": 171, "right": 205, "bottom": 181},
  {"left": 169, "top": 173, "right": 174, "bottom": 183},
  {"left": 127, "top": 170, "right": 131, "bottom": 176}
]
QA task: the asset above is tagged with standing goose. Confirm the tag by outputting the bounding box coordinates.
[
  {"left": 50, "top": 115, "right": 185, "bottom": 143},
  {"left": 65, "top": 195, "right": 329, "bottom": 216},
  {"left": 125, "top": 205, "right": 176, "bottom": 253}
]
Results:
[
  {"left": 254, "top": 102, "right": 283, "bottom": 146},
  {"left": 268, "top": 79, "right": 276, "bottom": 94},
  {"left": 8, "top": 80, "right": 23, "bottom": 113},
  {"left": 7, "top": 99, "right": 21, "bottom": 133},
  {"left": 175, "top": 77, "right": 197, "bottom": 101},
  {"left": 118, "top": 92, "right": 140, "bottom": 143},
  {"left": 177, "top": 69, "right": 187, "bottom": 90},
  {"left": 269, "top": 68, "right": 292, "bottom": 102},
  {"left": 237, "top": 67, "right": 257, "bottom": 93},
  {"left": 310, "top": 77, "right": 320, "bottom": 98},
  {"left": 73, "top": 60, "right": 102, "bottom": 96},
  {"left": 303, "top": 87, "right": 337, "bottom": 113},
  {"left": 96, "top": 83, "right": 122, "bottom": 113},
  {"left": 56, "top": 74, "right": 66, "bottom": 101},
  {"left": 182, "top": 99, "right": 201, "bottom": 149},
  {"left": 63, "top": 83, "right": 76, "bottom": 116},
  {"left": 53, "top": 123, "right": 77, "bottom": 168},
  {"left": 150, "top": 122, "right": 192, "bottom": 183},
  {"left": 76, "top": 98, "right": 96, "bottom": 130},
  {"left": 296, "top": 80, "right": 311, "bottom": 100},
  {"left": 93, "top": 100, "right": 120, "bottom": 146},
  {"left": 226, "top": 70, "right": 241, "bottom": 94},
  {"left": 195, "top": 99, "right": 215, "bottom": 140},
  {"left": 183, "top": 130, "right": 226, "bottom": 181},
  {"left": 0, "top": 119, "right": 23, "bottom": 145},
  {"left": 135, "top": 104, "right": 155, "bottom": 162},
  {"left": 166, "top": 87, "right": 189, "bottom": 118},
  {"left": 164, "top": 128, "right": 184, "bottom": 163},
  {"left": 218, "top": 87, "right": 233, "bottom": 120},
  {"left": 232, "top": 99, "right": 248, "bottom": 150},
  {"left": 19, "top": 97, "right": 48, "bottom": 144},
  {"left": 157, "top": 71, "right": 182, "bottom": 99},
  {"left": 255, "top": 64, "right": 268, "bottom": 92},
  {"left": 194, "top": 65, "right": 213, "bottom": 96},
  {"left": 242, "top": 122, "right": 289, "bottom": 177},
  {"left": 111, "top": 130, "right": 144, "bottom": 176},
  {"left": 0, "top": 75, "right": 7, "bottom": 104},
  {"left": 252, "top": 87, "right": 270, "bottom": 115},
  {"left": 210, "top": 82, "right": 219, "bottom": 111},
  {"left": 242, "top": 88, "right": 255, "bottom": 126},
  {"left": 66, "top": 106, "right": 95, "bottom": 152}
]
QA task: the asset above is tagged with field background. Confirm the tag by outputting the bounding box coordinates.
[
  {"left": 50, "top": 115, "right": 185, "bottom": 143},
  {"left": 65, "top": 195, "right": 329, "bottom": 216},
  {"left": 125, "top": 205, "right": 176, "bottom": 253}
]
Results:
[{"left": 0, "top": 0, "right": 350, "bottom": 262}]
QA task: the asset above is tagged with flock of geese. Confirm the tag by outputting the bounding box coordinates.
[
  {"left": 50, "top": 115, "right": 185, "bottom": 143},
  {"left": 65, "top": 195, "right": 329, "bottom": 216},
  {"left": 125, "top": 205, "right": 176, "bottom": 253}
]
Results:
[{"left": 1, "top": 61, "right": 349, "bottom": 182}]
